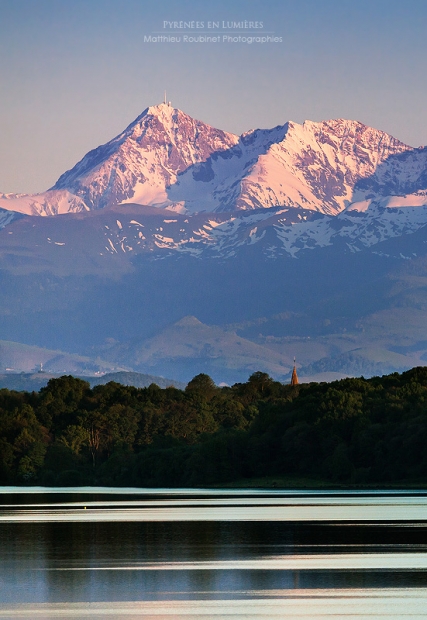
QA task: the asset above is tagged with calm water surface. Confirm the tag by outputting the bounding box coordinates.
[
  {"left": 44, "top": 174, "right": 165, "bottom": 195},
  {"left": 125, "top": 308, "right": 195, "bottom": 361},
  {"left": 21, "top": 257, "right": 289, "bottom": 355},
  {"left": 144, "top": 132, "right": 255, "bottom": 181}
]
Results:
[{"left": 0, "top": 488, "right": 426, "bottom": 618}]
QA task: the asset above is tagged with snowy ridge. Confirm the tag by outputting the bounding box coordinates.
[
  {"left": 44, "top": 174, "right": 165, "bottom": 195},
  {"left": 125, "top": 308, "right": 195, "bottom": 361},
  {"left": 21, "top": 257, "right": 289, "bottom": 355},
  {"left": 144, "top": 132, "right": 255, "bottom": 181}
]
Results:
[
  {"left": 191, "top": 201, "right": 427, "bottom": 258},
  {"left": 59, "top": 200, "right": 427, "bottom": 261},
  {"left": 1, "top": 104, "right": 427, "bottom": 220},
  {"left": 0, "top": 190, "right": 88, "bottom": 217}
]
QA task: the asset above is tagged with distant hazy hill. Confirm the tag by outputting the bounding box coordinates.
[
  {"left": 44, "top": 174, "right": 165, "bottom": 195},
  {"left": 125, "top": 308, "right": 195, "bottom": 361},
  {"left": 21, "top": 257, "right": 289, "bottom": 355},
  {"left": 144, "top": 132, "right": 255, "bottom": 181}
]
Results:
[
  {"left": 100, "top": 315, "right": 292, "bottom": 384},
  {"left": 0, "top": 370, "right": 185, "bottom": 393},
  {"left": 0, "top": 340, "right": 121, "bottom": 374},
  {"left": 88, "top": 371, "right": 185, "bottom": 390}
]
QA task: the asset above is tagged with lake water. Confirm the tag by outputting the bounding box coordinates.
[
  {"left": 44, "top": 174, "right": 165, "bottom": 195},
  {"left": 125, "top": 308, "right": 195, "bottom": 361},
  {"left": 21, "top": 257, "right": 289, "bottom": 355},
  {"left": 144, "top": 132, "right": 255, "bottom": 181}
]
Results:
[{"left": 0, "top": 488, "right": 427, "bottom": 618}]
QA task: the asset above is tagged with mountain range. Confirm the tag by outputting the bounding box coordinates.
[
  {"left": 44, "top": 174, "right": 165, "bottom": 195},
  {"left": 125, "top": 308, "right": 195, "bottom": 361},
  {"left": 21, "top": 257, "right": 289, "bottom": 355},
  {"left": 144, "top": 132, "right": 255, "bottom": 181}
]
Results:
[{"left": 1, "top": 103, "right": 427, "bottom": 383}]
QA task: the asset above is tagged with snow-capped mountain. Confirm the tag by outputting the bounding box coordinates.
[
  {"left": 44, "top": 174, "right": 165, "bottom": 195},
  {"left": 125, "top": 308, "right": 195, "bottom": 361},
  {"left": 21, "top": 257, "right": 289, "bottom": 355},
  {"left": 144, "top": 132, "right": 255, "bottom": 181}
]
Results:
[
  {"left": 0, "top": 104, "right": 237, "bottom": 216},
  {"left": 1, "top": 103, "right": 426, "bottom": 218},
  {"left": 2, "top": 103, "right": 427, "bottom": 381},
  {"left": 52, "top": 104, "right": 239, "bottom": 212}
]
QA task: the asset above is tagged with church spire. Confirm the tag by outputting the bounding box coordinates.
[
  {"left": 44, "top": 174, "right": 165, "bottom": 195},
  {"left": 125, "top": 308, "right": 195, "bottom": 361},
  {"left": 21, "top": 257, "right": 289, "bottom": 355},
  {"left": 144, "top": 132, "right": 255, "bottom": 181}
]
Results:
[{"left": 291, "top": 357, "right": 299, "bottom": 385}]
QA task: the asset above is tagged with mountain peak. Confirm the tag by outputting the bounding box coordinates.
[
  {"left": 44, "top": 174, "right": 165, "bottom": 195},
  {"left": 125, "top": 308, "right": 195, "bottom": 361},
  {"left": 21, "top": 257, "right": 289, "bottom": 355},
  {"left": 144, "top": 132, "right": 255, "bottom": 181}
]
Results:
[
  {"left": 131, "top": 102, "right": 212, "bottom": 130},
  {"left": 124, "top": 102, "right": 184, "bottom": 135},
  {"left": 142, "top": 101, "right": 178, "bottom": 119}
]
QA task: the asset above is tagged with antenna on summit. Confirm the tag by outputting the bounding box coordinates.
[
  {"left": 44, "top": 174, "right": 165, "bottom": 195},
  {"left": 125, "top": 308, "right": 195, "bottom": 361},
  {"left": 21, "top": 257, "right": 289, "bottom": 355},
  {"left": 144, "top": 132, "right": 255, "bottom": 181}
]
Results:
[{"left": 164, "top": 90, "right": 167, "bottom": 105}]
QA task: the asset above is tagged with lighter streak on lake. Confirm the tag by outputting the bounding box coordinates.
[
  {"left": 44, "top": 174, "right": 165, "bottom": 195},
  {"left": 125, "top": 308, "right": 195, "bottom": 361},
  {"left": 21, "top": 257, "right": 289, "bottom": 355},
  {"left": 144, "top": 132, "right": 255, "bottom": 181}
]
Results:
[
  {"left": 1, "top": 493, "right": 427, "bottom": 522},
  {"left": 1, "top": 591, "right": 427, "bottom": 618}
]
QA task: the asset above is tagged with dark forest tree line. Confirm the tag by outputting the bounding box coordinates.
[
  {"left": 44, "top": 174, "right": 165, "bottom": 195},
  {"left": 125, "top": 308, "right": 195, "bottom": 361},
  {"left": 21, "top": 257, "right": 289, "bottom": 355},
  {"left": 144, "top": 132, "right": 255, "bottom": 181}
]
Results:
[{"left": 1, "top": 368, "right": 427, "bottom": 486}]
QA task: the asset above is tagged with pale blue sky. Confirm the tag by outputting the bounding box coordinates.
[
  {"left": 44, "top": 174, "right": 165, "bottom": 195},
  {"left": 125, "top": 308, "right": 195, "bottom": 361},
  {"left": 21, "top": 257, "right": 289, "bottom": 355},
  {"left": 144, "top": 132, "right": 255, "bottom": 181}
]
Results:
[{"left": 1, "top": 0, "right": 426, "bottom": 193}]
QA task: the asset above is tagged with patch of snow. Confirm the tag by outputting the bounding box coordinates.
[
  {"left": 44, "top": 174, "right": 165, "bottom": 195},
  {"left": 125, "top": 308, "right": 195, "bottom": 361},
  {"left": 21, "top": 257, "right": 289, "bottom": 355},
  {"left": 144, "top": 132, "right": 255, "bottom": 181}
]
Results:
[
  {"left": 107, "top": 238, "right": 117, "bottom": 253},
  {"left": 121, "top": 180, "right": 169, "bottom": 207},
  {"left": 381, "top": 194, "right": 427, "bottom": 208}
]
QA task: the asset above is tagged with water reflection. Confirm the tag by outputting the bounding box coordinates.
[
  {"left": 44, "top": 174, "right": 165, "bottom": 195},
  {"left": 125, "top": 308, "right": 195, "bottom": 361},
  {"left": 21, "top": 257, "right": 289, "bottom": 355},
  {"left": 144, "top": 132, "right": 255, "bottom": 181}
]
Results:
[{"left": 0, "top": 489, "right": 427, "bottom": 618}]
